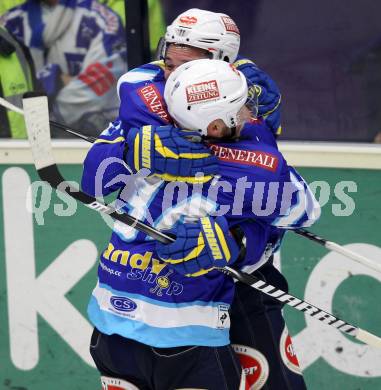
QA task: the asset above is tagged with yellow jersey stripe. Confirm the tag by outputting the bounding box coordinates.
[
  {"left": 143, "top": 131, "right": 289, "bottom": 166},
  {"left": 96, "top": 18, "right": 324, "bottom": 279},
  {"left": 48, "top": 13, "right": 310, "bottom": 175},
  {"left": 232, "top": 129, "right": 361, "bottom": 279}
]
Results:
[{"left": 94, "top": 136, "right": 125, "bottom": 144}]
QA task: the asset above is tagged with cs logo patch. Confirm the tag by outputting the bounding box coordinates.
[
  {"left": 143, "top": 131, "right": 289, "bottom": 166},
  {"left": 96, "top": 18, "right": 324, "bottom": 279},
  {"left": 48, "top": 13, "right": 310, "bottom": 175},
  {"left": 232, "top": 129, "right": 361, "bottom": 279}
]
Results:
[{"left": 110, "top": 296, "right": 137, "bottom": 312}]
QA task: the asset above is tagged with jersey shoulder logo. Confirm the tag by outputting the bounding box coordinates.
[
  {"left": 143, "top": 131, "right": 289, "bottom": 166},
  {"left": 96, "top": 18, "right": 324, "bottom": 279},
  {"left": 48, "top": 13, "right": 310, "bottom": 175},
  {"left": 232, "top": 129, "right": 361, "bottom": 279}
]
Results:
[{"left": 137, "top": 84, "right": 170, "bottom": 123}]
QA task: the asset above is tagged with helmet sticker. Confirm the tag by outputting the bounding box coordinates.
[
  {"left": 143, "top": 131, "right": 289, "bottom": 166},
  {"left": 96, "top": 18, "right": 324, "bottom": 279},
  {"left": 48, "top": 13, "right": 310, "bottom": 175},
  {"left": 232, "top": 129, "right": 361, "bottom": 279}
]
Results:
[
  {"left": 178, "top": 16, "right": 198, "bottom": 25},
  {"left": 221, "top": 16, "right": 240, "bottom": 35},
  {"left": 186, "top": 80, "right": 220, "bottom": 104}
]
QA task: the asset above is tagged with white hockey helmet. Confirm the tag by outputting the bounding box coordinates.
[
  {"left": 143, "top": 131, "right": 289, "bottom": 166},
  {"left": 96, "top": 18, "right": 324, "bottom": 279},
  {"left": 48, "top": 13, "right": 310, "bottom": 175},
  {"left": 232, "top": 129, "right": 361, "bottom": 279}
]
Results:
[
  {"left": 164, "top": 59, "right": 248, "bottom": 136},
  {"left": 164, "top": 8, "right": 240, "bottom": 63}
]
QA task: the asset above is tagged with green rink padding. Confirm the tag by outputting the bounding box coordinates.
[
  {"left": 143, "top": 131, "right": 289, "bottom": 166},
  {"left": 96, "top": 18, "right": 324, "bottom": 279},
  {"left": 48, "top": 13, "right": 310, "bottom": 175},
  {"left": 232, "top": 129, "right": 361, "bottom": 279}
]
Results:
[{"left": 0, "top": 164, "right": 380, "bottom": 389}]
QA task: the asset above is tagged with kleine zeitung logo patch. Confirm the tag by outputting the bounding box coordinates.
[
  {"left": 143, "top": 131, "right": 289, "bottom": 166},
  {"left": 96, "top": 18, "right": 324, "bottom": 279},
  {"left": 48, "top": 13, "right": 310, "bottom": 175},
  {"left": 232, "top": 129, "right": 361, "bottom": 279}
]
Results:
[{"left": 186, "top": 80, "right": 220, "bottom": 104}]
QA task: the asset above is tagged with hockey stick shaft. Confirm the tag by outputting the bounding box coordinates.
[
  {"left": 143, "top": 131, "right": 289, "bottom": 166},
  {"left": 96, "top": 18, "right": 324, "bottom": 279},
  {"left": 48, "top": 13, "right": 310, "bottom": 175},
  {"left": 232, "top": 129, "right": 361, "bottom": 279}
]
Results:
[
  {"left": 22, "top": 95, "right": 381, "bottom": 348},
  {"left": 0, "top": 96, "right": 97, "bottom": 143},
  {"left": 295, "top": 228, "right": 381, "bottom": 273},
  {"left": 221, "top": 267, "right": 381, "bottom": 348}
]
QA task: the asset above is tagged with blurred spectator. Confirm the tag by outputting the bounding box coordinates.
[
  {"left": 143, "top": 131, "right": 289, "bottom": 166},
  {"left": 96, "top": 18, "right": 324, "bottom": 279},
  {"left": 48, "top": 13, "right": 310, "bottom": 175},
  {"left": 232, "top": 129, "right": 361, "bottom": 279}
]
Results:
[
  {"left": 100, "top": 0, "right": 165, "bottom": 52},
  {"left": 0, "top": 25, "right": 35, "bottom": 138},
  {"left": 1, "top": 0, "right": 127, "bottom": 137}
]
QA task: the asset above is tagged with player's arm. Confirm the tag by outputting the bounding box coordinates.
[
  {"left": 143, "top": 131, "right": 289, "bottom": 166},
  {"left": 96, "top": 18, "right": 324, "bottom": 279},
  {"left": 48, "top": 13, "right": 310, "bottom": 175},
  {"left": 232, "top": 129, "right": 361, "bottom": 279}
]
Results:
[
  {"left": 81, "top": 120, "right": 130, "bottom": 196},
  {"left": 169, "top": 160, "right": 321, "bottom": 276},
  {"left": 273, "top": 165, "right": 321, "bottom": 229},
  {"left": 234, "top": 57, "right": 282, "bottom": 136},
  {"left": 249, "top": 163, "right": 320, "bottom": 229},
  {"left": 212, "top": 147, "right": 321, "bottom": 229},
  {"left": 81, "top": 124, "right": 219, "bottom": 196},
  {"left": 251, "top": 162, "right": 321, "bottom": 229}
]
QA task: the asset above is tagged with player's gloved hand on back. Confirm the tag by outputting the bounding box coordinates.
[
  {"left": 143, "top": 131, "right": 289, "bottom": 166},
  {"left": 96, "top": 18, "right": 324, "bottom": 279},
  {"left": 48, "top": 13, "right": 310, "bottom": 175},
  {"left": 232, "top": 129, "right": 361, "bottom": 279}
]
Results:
[
  {"left": 125, "top": 125, "right": 218, "bottom": 182},
  {"left": 156, "top": 216, "right": 240, "bottom": 277}
]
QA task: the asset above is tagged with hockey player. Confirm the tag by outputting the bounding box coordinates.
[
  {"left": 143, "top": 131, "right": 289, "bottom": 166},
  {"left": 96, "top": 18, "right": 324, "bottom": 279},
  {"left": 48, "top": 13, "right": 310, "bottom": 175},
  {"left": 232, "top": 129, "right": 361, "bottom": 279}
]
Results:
[
  {"left": 83, "top": 8, "right": 307, "bottom": 389},
  {"left": 82, "top": 59, "right": 320, "bottom": 389},
  {"left": 0, "top": 0, "right": 126, "bottom": 134},
  {"left": 109, "top": 9, "right": 308, "bottom": 388}
]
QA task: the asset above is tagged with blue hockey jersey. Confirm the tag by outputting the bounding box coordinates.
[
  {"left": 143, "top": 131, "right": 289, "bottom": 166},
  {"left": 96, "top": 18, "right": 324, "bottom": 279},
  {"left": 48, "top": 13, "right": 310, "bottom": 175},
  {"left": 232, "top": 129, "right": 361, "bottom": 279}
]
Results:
[
  {"left": 82, "top": 124, "right": 320, "bottom": 348},
  {"left": 81, "top": 60, "right": 317, "bottom": 348}
]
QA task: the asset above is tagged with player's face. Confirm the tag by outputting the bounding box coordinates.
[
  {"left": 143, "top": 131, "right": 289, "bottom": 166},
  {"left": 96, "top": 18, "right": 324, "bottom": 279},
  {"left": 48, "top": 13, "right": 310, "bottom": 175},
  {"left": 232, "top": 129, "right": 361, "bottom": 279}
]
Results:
[
  {"left": 206, "top": 105, "right": 253, "bottom": 139},
  {"left": 164, "top": 44, "right": 210, "bottom": 79}
]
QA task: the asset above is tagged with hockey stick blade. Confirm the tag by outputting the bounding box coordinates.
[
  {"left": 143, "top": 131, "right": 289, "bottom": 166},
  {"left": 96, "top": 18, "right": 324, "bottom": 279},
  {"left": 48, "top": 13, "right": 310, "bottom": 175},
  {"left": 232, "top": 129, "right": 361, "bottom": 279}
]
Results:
[
  {"left": 23, "top": 95, "right": 56, "bottom": 171},
  {"left": 23, "top": 95, "right": 381, "bottom": 349}
]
